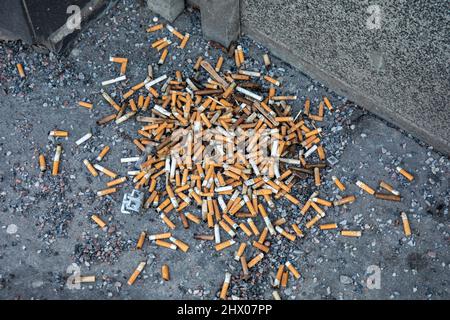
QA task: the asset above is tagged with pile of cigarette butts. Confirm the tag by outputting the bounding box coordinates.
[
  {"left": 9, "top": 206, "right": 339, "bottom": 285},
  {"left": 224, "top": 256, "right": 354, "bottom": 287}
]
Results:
[{"left": 32, "top": 22, "right": 416, "bottom": 300}]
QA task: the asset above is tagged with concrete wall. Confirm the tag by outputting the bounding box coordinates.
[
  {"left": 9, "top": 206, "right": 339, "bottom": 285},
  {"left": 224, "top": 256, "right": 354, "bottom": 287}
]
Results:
[
  {"left": 187, "top": 0, "right": 449, "bottom": 154},
  {"left": 240, "top": 0, "right": 449, "bottom": 154}
]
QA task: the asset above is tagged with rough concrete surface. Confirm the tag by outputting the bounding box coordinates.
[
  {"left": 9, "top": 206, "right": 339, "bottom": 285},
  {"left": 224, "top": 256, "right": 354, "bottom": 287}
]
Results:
[
  {"left": 241, "top": 0, "right": 450, "bottom": 154},
  {"left": 147, "top": 0, "right": 185, "bottom": 22},
  {"left": 196, "top": 0, "right": 240, "bottom": 48},
  {"left": 0, "top": 1, "right": 449, "bottom": 300}
]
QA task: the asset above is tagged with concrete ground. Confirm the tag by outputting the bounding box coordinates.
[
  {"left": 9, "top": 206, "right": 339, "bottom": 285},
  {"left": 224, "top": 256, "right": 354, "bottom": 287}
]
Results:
[{"left": 0, "top": 0, "right": 448, "bottom": 300}]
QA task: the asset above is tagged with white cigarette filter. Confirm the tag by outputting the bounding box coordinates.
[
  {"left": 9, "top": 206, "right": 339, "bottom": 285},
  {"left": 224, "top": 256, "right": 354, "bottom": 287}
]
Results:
[
  {"left": 102, "top": 75, "right": 127, "bottom": 86},
  {"left": 75, "top": 132, "right": 92, "bottom": 146}
]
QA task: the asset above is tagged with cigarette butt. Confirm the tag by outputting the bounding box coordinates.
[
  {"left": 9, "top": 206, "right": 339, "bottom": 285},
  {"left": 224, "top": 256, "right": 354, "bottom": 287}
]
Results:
[
  {"left": 194, "top": 234, "right": 214, "bottom": 241},
  {"left": 247, "top": 253, "right": 264, "bottom": 268},
  {"left": 52, "top": 145, "right": 62, "bottom": 176},
  {"left": 234, "top": 242, "right": 247, "bottom": 261},
  {"left": 252, "top": 241, "right": 270, "bottom": 253},
  {"left": 96, "top": 188, "right": 117, "bottom": 197},
  {"left": 91, "top": 215, "right": 106, "bottom": 228},
  {"left": 285, "top": 261, "right": 300, "bottom": 279},
  {"left": 401, "top": 212, "right": 411, "bottom": 236},
  {"left": 109, "top": 56, "right": 128, "bottom": 64},
  {"left": 332, "top": 176, "right": 346, "bottom": 191},
  {"left": 247, "top": 218, "right": 260, "bottom": 236},
  {"left": 161, "top": 213, "right": 176, "bottom": 230},
  {"left": 74, "top": 275, "right": 96, "bottom": 284},
  {"left": 179, "top": 33, "right": 190, "bottom": 49},
  {"left": 312, "top": 197, "right": 332, "bottom": 207},
  {"left": 83, "top": 159, "right": 98, "bottom": 177},
  {"left": 215, "top": 239, "right": 235, "bottom": 251},
  {"left": 162, "top": 264, "right": 170, "bottom": 281},
  {"left": 319, "top": 223, "right": 338, "bottom": 230},
  {"left": 147, "top": 24, "right": 163, "bottom": 32},
  {"left": 155, "top": 239, "right": 177, "bottom": 250},
  {"left": 333, "top": 195, "right": 356, "bottom": 206},
  {"left": 374, "top": 193, "right": 401, "bottom": 201},
  {"left": 219, "top": 272, "right": 231, "bottom": 300},
  {"left": 274, "top": 265, "right": 284, "bottom": 287},
  {"left": 323, "top": 97, "right": 333, "bottom": 111},
  {"left": 396, "top": 166, "right": 414, "bottom": 181},
  {"left": 185, "top": 212, "right": 201, "bottom": 224},
  {"left": 49, "top": 130, "right": 68, "bottom": 137},
  {"left": 17, "top": 63, "right": 25, "bottom": 78},
  {"left": 341, "top": 230, "right": 362, "bottom": 237},
  {"left": 93, "top": 164, "right": 117, "bottom": 178},
  {"left": 239, "top": 223, "right": 253, "bottom": 237},
  {"left": 39, "top": 154, "right": 46, "bottom": 172},
  {"left": 106, "top": 176, "right": 127, "bottom": 187},
  {"left": 314, "top": 167, "right": 321, "bottom": 186},
  {"left": 281, "top": 271, "right": 288, "bottom": 288},
  {"left": 305, "top": 214, "right": 321, "bottom": 229},
  {"left": 127, "top": 261, "right": 146, "bottom": 285},
  {"left": 356, "top": 180, "right": 375, "bottom": 195},
  {"left": 96, "top": 146, "right": 110, "bottom": 161},
  {"left": 97, "top": 114, "right": 117, "bottom": 126},
  {"left": 272, "top": 290, "right": 281, "bottom": 300},
  {"left": 264, "top": 75, "right": 280, "bottom": 86},
  {"left": 292, "top": 224, "right": 304, "bottom": 238},
  {"left": 263, "top": 54, "right": 271, "bottom": 69},
  {"left": 148, "top": 232, "right": 171, "bottom": 241},
  {"left": 215, "top": 56, "right": 224, "bottom": 72},
  {"left": 240, "top": 256, "right": 249, "bottom": 276},
  {"left": 158, "top": 49, "right": 169, "bottom": 65},
  {"left": 275, "top": 226, "right": 296, "bottom": 241},
  {"left": 136, "top": 231, "right": 146, "bottom": 249},
  {"left": 75, "top": 133, "right": 92, "bottom": 146},
  {"left": 379, "top": 181, "right": 400, "bottom": 196},
  {"left": 169, "top": 237, "right": 189, "bottom": 252},
  {"left": 78, "top": 101, "right": 93, "bottom": 109}
]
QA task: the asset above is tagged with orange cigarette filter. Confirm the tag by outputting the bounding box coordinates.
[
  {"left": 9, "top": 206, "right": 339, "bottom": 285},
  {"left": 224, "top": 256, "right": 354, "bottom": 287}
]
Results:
[
  {"left": 219, "top": 272, "right": 231, "bottom": 300},
  {"left": 323, "top": 96, "right": 333, "bottom": 111},
  {"left": 49, "top": 130, "right": 68, "bottom": 137},
  {"left": 179, "top": 33, "right": 190, "bottom": 49},
  {"left": 341, "top": 230, "right": 362, "bottom": 237},
  {"left": 136, "top": 231, "right": 146, "bottom": 249},
  {"left": 319, "top": 223, "right": 338, "bottom": 230},
  {"left": 333, "top": 195, "right": 356, "bottom": 206},
  {"left": 274, "top": 265, "right": 284, "bottom": 287},
  {"left": 83, "top": 159, "right": 98, "bottom": 177},
  {"left": 155, "top": 239, "right": 177, "bottom": 250},
  {"left": 96, "top": 187, "right": 117, "bottom": 197},
  {"left": 39, "top": 154, "right": 46, "bottom": 172},
  {"left": 78, "top": 101, "right": 93, "bottom": 109},
  {"left": 285, "top": 261, "right": 300, "bottom": 279},
  {"left": 234, "top": 242, "right": 247, "bottom": 261},
  {"left": 127, "top": 261, "right": 146, "bottom": 285},
  {"left": 396, "top": 166, "right": 414, "bottom": 181},
  {"left": 162, "top": 264, "right": 170, "bottom": 281},
  {"left": 96, "top": 146, "right": 110, "bottom": 161},
  {"left": 147, "top": 24, "right": 163, "bottom": 32},
  {"left": 281, "top": 271, "right": 288, "bottom": 288},
  {"left": 356, "top": 180, "right": 375, "bottom": 195},
  {"left": 215, "top": 56, "right": 224, "bottom": 72},
  {"left": 91, "top": 215, "right": 106, "bottom": 228},
  {"left": 332, "top": 176, "right": 346, "bottom": 191},
  {"left": 52, "top": 145, "right": 62, "bottom": 176},
  {"left": 401, "top": 212, "right": 411, "bottom": 236},
  {"left": 107, "top": 176, "right": 127, "bottom": 187},
  {"left": 16, "top": 63, "right": 25, "bottom": 78},
  {"left": 215, "top": 239, "right": 236, "bottom": 251},
  {"left": 247, "top": 253, "right": 264, "bottom": 268},
  {"left": 159, "top": 49, "right": 169, "bottom": 65}
]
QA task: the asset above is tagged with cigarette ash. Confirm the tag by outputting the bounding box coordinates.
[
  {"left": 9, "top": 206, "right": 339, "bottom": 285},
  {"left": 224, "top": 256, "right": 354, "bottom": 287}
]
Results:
[{"left": 0, "top": 0, "right": 449, "bottom": 300}]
